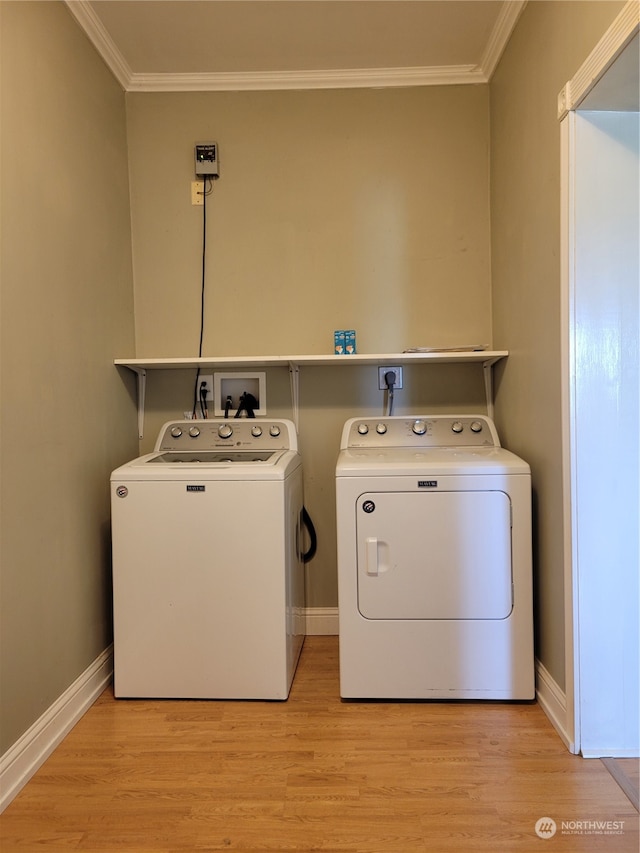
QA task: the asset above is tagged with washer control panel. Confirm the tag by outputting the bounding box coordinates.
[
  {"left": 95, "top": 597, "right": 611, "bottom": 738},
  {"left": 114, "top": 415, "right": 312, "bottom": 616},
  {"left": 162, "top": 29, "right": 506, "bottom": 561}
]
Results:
[
  {"left": 156, "top": 419, "right": 297, "bottom": 452},
  {"left": 341, "top": 415, "right": 500, "bottom": 449}
]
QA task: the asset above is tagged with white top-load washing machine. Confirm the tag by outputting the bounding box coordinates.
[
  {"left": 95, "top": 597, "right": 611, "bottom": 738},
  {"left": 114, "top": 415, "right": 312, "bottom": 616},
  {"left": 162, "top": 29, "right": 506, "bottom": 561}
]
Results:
[
  {"left": 336, "top": 414, "right": 534, "bottom": 700},
  {"left": 111, "top": 418, "right": 305, "bottom": 700}
]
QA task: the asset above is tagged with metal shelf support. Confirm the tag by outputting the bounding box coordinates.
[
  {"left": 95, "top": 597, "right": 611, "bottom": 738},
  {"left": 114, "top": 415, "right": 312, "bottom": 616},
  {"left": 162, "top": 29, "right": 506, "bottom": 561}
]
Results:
[
  {"left": 289, "top": 362, "right": 301, "bottom": 431},
  {"left": 132, "top": 367, "right": 147, "bottom": 439}
]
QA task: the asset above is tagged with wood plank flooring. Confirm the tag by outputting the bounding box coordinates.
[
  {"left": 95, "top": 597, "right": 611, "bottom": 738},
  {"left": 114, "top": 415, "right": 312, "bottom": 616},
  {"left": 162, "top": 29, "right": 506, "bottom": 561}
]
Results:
[
  {"left": 1, "top": 637, "right": 638, "bottom": 852},
  {"left": 602, "top": 759, "right": 640, "bottom": 812}
]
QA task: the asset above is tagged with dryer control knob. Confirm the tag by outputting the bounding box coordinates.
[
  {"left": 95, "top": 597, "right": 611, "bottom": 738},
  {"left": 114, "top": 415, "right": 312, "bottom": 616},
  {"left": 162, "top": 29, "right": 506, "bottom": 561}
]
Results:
[
  {"left": 412, "top": 420, "right": 427, "bottom": 435},
  {"left": 357, "top": 423, "right": 369, "bottom": 435},
  {"left": 218, "top": 424, "right": 233, "bottom": 439},
  {"left": 170, "top": 427, "right": 183, "bottom": 438},
  {"left": 376, "top": 423, "right": 387, "bottom": 434},
  {"left": 470, "top": 421, "right": 483, "bottom": 433},
  {"left": 251, "top": 425, "right": 263, "bottom": 437},
  {"left": 269, "top": 425, "right": 281, "bottom": 437},
  {"left": 452, "top": 421, "right": 464, "bottom": 433},
  {"left": 189, "top": 426, "right": 200, "bottom": 438}
]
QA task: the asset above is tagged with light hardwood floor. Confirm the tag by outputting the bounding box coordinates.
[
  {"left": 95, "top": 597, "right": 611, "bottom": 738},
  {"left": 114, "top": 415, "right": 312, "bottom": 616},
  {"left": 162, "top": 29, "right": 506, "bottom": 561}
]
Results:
[{"left": 1, "top": 637, "right": 638, "bottom": 852}]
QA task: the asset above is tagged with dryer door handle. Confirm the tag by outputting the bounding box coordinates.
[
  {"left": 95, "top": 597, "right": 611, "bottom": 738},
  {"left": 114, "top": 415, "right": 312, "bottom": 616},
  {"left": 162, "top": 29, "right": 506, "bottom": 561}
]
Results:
[{"left": 366, "top": 537, "right": 379, "bottom": 575}]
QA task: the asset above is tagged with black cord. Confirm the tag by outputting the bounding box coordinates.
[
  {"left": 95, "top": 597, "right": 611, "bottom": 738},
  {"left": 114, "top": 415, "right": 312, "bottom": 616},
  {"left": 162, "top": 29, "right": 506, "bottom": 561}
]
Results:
[
  {"left": 192, "top": 178, "right": 213, "bottom": 417},
  {"left": 197, "top": 178, "right": 208, "bottom": 357},
  {"left": 199, "top": 383, "right": 208, "bottom": 419},
  {"left": 384, "top": 370, "right": 396, "bottom": 416}
]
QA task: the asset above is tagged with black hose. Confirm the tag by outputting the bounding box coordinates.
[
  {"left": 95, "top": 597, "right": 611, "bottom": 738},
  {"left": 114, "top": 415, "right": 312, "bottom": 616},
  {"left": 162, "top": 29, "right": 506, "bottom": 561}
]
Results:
[{"left": 301, "top": 506, "right": 317, "bottom": 564}]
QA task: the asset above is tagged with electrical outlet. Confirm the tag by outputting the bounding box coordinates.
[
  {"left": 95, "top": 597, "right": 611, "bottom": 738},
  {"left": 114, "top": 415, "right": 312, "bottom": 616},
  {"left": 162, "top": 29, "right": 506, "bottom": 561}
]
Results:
[
  {"left": 378, "top": 366, "right": 403, "bottom": 390},
  {"left": 191, "top": 181, "right": 204, "bottom": 205},
  {"left": 197, "top": 374, "right": 214, "bottom": 402}
]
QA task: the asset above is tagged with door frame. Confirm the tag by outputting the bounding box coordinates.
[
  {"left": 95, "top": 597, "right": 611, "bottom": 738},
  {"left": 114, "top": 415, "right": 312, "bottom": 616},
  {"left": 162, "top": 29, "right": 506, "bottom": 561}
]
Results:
[{"left": 559, "top": 2, "right": 639, "bottom": 756}]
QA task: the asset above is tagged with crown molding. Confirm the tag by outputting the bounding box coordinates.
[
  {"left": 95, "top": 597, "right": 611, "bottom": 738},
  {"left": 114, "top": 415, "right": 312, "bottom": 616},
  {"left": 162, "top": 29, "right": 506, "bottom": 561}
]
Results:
[
  {"left": 480, "top": 1, "right": 527, "bottom": 79},
  {"left": 127, "top": 65, "right": 486, "bottom": 93},
  {"left": 64, "top": 0, "right": 524, "bottom": 93},
  {"left": 64, "top": 0, "right": 131, "bottom": 90},
  {"left": 558, "top": 0, "right": 639, "bottom": 118}
]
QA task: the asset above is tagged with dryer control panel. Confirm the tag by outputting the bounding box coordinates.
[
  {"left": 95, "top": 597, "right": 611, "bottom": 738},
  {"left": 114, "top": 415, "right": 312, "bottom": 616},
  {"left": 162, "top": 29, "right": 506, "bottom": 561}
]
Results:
[
  {"left": 155, "top": 419, "right": 298, "bottom": 452},
  {"left": 341, "top": 415, "right": 500, "bottom": 449}
]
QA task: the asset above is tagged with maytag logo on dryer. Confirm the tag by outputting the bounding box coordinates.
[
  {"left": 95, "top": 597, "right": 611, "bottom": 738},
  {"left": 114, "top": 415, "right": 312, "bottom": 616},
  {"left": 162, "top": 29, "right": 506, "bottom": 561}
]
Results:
[
  {"left": 186, "top": 485, "right": 206, "bottom": 492},
  {"left": 418, "top": 480, "right": 438, "bottom": 488}
]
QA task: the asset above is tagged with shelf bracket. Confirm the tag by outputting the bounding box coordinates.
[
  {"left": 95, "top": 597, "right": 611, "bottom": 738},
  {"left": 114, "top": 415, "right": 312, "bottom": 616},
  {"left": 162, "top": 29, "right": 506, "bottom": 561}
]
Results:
[
  {"left": 482, "top": 358, "right": 497, "bottom": 420},
  {"left": 131, "top": 367, "right": 147, "bottom": 439},
  {"left": 289, "top": 362, "right": 300, "bottom": 431}
]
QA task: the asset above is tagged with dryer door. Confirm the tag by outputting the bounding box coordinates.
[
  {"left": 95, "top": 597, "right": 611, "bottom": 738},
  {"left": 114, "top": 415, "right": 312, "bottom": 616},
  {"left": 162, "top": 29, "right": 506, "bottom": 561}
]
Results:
[{"left": 356, "top": 491, "right": 512, "bottom": 620}]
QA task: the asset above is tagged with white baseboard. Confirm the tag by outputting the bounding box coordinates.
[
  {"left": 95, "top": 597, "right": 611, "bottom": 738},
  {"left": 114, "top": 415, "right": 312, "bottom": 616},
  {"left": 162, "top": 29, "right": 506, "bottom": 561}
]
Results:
[
  {"left": 0, "top": 645, "right": 113, "bottom": 813},
  {"left": 535, "top": 658, "right": 575, "bottom": 752},
  {"left": 583, "top": 747, "right": 640, "bottom": 758},
  {"left": 304, "top": 606, "right": 339, "bottom": 635}
]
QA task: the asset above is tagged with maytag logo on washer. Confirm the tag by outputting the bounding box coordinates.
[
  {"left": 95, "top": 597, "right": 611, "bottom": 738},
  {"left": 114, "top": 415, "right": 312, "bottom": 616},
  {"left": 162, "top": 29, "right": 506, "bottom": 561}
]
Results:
[
  {"left": 362, "top": 500, "right": 375, "bottom": 513},
  {"left": 186, "top": 485, "right": 206, "bottom": 492},
  {"left": 418, "top": 480, "right": 438, "bottom": 488},
  {"left": 116, "top": 486, "right": 128, "bottom": 498}
]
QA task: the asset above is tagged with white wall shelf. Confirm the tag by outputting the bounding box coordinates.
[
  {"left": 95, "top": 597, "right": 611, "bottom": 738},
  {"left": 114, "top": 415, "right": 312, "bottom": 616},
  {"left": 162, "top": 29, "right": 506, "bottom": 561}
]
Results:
[{"left": 115, "top": 351, "right": 508, "bottom": 438}]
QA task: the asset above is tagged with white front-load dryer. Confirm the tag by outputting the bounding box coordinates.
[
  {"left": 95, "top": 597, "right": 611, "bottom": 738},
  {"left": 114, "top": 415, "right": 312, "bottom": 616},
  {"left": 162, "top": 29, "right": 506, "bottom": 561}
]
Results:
[
  {"left": 111, "top": 418, "right": 305, "bottom": 700},
  {"left": 336, "top": 415, "right": 534, "bottom": 700}
]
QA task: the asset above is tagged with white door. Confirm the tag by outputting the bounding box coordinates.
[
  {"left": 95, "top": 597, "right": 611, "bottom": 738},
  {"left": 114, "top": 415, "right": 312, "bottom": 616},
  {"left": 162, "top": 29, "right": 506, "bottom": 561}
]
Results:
[{"left": 356, "top": 490, "right": 513, "bottom": 620}]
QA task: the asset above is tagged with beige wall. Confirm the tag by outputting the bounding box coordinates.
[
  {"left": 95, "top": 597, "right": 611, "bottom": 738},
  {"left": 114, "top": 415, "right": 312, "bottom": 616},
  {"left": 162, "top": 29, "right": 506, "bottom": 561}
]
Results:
[
  {"left": 126, "top": 86, "right": 493, "bottom": 607},
  {"left": 127, "top": 87, "right": 492, "bottom": 358},
  {"left": 0, "top": 1, "right": 137, "bottom": 753},
  {"left": 489, "top": 0, "right": 625, "bottom": 689}
]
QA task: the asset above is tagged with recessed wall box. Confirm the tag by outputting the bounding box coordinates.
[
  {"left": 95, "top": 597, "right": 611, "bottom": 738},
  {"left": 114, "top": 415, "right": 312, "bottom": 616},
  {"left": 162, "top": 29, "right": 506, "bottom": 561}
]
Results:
[
  {"left": 195, "top": 143, "right": 219, "bottom": 178},
  {"left": 214, "top": 372, "right": 266, "bottom": 417}
]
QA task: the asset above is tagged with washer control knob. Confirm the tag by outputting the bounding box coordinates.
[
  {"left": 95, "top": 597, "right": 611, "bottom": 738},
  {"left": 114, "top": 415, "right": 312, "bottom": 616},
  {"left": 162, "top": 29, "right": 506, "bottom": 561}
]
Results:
[
  {"left": 357, "top": 423, "right": 369, "bottom": 435},
  {"left": 188, "top": 426, "right": 201, "bottom": 438},
  {"left": 376, "top": 423, "right": 387, "bottom": 434},
  {"left": 251, "top": 425, "right": 263, "bottom": 437},
  {"left": 170, "top": 426, "right": 183, "bottom": 438},
  {"left": 412, "top": 420, "right": 427, "bottom": 436},
  {"left": 470, "top": 421, "right": 483, "bottom": 433},
  {"left": 218, "top": 424, "right": 233, "bottom": 439},
  {"left": 269, "top": 425, "right": 281, "bottom": 437},
  {"left": 452, "top": 421, "right": 464, "bottom": 433}
]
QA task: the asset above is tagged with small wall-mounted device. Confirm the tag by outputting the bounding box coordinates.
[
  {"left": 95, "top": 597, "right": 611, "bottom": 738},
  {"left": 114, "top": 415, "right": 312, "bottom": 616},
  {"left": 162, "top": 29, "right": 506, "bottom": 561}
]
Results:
[{"left": 195, "top": 143, "right": 219, "bottom": 178}]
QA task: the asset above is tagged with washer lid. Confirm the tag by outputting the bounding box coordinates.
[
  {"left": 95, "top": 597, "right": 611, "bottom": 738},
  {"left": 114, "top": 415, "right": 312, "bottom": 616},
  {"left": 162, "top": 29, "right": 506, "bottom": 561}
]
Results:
[
  {"left": 336, "top": 445, "right": 530, "bottom": 476},
  {"left": 111, "top": 448, "right": 301, "bottom": 481},
  {"left": 147, "top": 450, "right": 278, "bottom": 464}
]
